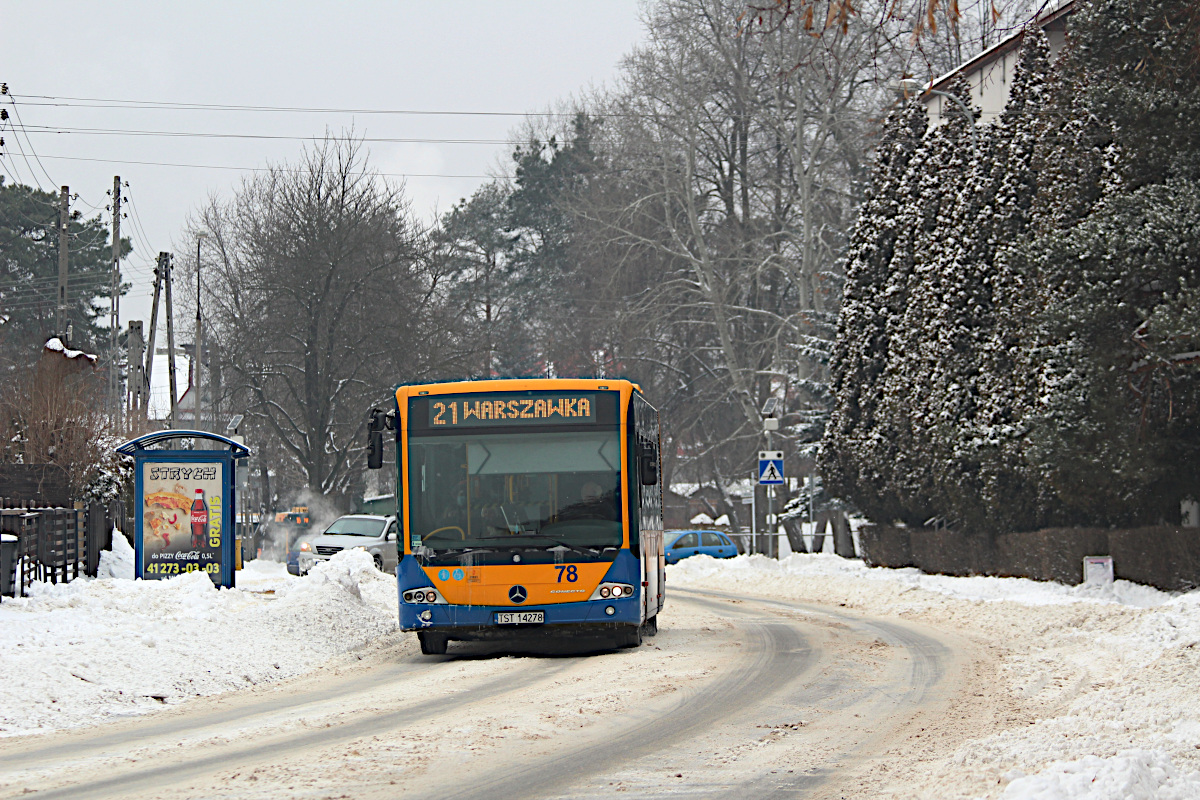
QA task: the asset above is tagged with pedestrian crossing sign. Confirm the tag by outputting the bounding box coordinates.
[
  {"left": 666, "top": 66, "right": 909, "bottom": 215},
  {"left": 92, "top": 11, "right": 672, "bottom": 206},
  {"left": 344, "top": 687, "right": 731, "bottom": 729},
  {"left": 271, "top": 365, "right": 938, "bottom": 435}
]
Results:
[{"left": 758, "top": 451, "right": 784, "bottom": 485}]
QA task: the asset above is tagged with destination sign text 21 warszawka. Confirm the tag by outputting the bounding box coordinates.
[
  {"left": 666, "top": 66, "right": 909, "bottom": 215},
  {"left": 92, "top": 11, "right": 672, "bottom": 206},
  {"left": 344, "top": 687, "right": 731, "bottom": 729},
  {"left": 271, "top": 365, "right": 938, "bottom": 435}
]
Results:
[{"left": 428, "top": 394, "right": 596, "bottom": 427}]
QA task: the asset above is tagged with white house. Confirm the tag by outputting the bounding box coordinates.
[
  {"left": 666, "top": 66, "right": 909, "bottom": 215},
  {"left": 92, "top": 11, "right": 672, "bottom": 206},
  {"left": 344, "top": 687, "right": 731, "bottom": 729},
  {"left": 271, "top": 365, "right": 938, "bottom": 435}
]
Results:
[{"left": 922, "top": 0, "right": 1076, "bottom": 127}]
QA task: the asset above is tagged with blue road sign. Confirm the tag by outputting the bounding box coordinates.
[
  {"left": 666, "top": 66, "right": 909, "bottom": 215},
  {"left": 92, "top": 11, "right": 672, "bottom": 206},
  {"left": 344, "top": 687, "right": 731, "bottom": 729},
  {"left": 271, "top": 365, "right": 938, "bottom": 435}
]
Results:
[{"left": 758, "top": 456, "right": 784, "bottom": 486}]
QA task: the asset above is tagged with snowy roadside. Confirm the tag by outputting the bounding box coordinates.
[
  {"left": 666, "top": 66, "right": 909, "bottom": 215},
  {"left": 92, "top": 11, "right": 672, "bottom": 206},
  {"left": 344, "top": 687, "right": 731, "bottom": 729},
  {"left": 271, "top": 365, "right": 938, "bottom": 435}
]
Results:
[
  {"left": 0, "top": 535, "right": 399, "bottom": 737},
  {"left": 668, "top": 554, "right": 1200, "bottom": 800}
]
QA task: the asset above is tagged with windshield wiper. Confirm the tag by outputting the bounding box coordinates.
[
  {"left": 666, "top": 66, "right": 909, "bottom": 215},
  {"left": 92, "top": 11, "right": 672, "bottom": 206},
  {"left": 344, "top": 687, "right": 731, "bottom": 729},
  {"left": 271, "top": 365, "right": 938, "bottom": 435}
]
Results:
[
  {"left": 424, "top": 546, "right": 500, "bottom": 563},
  {"left": 452, "top": 546, "right": 499, "bottom": 557},
  {"left": 472, "top": 534, "right": 600, "bottom": 558},
  {"left": 538, "top": 538, "right": 600, "bottom": 558}
]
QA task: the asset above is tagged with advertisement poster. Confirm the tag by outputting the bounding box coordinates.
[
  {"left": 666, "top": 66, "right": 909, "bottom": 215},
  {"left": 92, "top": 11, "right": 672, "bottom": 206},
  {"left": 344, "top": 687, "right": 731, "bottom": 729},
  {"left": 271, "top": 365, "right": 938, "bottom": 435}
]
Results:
[{"left": 140, "top": 461, "right": 226, "bottom": 583}]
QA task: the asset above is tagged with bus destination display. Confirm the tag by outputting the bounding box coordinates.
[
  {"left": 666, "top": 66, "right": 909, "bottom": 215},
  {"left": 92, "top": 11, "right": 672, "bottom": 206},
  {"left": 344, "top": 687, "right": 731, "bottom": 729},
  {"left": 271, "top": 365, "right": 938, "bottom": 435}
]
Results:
[{"left": 429, "top": 393, "right": 596, "bottom": 427}]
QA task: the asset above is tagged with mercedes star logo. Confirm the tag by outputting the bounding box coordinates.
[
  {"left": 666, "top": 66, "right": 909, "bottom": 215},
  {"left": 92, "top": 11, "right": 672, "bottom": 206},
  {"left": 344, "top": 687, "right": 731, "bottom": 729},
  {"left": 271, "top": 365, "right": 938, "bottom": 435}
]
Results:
[{"left": 508, "top": 585, "right": 527, "bottom": 604}]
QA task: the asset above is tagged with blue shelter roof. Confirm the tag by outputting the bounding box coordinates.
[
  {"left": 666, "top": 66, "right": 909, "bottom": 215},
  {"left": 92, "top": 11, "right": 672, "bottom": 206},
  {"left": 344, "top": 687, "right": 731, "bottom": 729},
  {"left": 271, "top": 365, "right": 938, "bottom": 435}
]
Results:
[{"left": 116, "top": 429, "right": 250, "bottom": 458}]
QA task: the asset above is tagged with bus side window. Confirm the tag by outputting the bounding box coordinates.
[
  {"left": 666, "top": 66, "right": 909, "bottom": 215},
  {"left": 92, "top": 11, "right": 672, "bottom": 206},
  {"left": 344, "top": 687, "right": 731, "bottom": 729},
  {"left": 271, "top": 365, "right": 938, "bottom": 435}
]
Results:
[{"left": 627, "top": 406, "right": 641, "bottom": 556}]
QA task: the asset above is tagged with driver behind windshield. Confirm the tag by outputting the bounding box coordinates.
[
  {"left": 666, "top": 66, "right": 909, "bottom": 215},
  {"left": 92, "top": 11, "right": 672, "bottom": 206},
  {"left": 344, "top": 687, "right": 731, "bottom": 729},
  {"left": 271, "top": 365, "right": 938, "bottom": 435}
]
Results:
[{"left": 556, "top": 478, "right": 619, "bottom": 524}]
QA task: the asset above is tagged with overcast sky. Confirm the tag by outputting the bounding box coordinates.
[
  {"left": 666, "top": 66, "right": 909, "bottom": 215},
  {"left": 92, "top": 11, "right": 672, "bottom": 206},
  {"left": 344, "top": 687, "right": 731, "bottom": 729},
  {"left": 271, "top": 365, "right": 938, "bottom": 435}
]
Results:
[{"left": 2, "top": 1, "right": 645, "bottom": 411}]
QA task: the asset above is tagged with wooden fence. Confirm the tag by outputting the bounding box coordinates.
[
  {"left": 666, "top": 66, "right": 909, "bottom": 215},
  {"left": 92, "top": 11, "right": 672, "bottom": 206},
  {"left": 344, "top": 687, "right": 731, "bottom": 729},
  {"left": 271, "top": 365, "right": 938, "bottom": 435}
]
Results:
[{"left": 0, "top": 500, "right": 127, "bottom": 598}]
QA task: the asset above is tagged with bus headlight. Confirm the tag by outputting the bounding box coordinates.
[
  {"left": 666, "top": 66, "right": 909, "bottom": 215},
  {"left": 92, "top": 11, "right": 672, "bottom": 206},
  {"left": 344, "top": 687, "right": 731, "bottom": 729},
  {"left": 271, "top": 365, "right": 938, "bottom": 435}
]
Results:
[
  {"left": 589, "top": 582, "right": 634, "bottom": 601},
  {"left": 403, "top": 588, "right": 447, "bottom": 604}
]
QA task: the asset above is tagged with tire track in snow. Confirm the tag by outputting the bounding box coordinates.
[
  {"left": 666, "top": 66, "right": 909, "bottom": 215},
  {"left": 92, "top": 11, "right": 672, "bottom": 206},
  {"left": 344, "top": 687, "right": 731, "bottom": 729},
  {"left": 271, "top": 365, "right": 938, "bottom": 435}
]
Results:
[
  {"left": 418, "top": 591, "right": 820, "bottom": 800},
  {"left": 5, "top": 650, "right": 576, "bottom": 800},
  {"left": 416, "top": 588, "right": 958, "bottom": 800}
]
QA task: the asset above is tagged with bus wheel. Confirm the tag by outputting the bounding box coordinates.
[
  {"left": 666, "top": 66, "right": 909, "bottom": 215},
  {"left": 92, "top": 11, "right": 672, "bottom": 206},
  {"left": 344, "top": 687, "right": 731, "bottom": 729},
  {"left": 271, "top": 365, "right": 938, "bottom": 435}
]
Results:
[
  {"left": 643, "top": 616, "right": 658, "bottom": 637},
  {"left": 418, "top": 631, "right": 447, "bottom": 655},
  {"left": 621, "top": 624, "right": 642, "bottom": 649}
]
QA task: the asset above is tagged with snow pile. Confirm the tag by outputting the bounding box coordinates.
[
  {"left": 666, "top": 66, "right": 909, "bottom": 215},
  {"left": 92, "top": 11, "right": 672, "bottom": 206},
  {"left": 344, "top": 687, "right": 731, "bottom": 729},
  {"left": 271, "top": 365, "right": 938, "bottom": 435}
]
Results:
[
  {"left": 667, "top": 553, "right": 1200, "bottom": 800},
  {"left": 1000, "top": 751, "right": 1200, "bottom": 800},
  {"left": 96, "top": 529, "right": 135, "bottom": 579},
  {"left": 0, "top": 550, "right": 398, "bottom": 736},
  {"left": 669, "top": 552, "right": 1174, "bottom": 608}
]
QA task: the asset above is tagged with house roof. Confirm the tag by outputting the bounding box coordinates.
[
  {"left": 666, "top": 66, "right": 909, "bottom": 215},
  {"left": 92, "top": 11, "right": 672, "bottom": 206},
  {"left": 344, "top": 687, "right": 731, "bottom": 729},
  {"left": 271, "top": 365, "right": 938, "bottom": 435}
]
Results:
[{"left": 927, "top": 0, "right": 1077, "bottom": 93}]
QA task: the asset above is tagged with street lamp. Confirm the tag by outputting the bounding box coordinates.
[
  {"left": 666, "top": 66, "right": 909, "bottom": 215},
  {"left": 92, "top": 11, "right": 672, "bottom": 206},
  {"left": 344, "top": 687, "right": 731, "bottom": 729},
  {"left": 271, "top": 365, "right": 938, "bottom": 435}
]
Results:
[
  {"left": 896, "top": 77, "right": 980, "bottom": 154},
  {"left": 195, "top": 231, "right": 208, "bottom": 431}
]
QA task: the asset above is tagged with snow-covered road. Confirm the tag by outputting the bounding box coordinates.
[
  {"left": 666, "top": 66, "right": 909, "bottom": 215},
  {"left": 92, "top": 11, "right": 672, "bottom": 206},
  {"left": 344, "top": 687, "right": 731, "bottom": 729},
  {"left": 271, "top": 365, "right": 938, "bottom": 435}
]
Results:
[
  {"left": 3, "top": 545, "right": 1200, "bottom": 799},
  {"left": 0, "top": 582, "right": 977, "bottom": 799}
]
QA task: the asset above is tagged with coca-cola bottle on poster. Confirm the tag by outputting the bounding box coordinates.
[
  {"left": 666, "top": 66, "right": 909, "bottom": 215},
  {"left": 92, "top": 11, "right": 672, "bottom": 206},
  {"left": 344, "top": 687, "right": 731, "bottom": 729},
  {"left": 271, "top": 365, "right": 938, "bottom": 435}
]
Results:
[{"left": 191, "top": 489, "right": 209, "bottom": 550}]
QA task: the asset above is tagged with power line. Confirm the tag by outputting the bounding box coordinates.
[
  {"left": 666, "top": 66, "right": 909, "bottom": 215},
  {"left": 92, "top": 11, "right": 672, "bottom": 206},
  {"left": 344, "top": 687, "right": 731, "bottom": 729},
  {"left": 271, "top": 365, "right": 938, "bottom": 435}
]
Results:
[
  {"left": 21, "top": 124, "right": 533, "bottom": 146},
  {"left": 30, "top": 152, "right": 495, "bottom": 179},
  {"left": 1, "top": 111, "right": 43, "bottom": 190},
  {"left": 0, "top": 273, "right": 113, "bottom": 291},
  {"left": 15, "top": 93, "right": 599, "bottom": 119},
  {"left": 4, "top": 95, "right": 58, "bottom": 189},
  {"left": 124, "top": 189, "right": 162, "bottom": 256}
]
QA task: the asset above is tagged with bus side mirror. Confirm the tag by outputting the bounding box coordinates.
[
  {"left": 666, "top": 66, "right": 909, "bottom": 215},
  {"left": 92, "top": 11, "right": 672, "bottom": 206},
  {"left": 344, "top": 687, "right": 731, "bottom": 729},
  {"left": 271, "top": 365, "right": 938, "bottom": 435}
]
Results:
[
  {"left": 639, "top": 446, "right": 658, "bottom": 486},
  {"left": 367, "top": 409, "right": 386, "bottom": 470}
]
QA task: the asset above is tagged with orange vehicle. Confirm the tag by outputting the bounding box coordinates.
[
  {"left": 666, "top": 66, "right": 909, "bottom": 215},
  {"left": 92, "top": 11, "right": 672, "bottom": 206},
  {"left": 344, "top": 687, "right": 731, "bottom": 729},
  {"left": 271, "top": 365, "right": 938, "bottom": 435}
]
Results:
[{"left": 366, "top": 378, "right": 665, "bottom": 655}]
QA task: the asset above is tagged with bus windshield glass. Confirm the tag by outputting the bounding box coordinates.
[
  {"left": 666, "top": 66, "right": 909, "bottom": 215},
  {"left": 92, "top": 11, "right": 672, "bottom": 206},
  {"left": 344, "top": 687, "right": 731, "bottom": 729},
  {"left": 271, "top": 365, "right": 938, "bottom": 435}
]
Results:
[{"left": 407, "top": 430, "right": 622, "bottom": 561}]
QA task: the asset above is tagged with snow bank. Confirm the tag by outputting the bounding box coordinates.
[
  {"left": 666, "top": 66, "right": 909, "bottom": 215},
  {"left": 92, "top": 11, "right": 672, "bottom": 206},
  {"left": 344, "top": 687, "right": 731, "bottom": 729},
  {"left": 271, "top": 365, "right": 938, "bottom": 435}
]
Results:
[
  {"left": 1000, "top": 751, "right": 1200, "bottom": 800},
  {"left": 0, "top": 549, "right": 398, "bottom": 737},
  {"left": 96, "top": 529, "right": 134, "bottom": 580},
  {"left": 669, "top": 551, "right": 1175, "bottom": 608},
  {"left": 667, "top": 553, "right": 1200, "bottom": 799}
]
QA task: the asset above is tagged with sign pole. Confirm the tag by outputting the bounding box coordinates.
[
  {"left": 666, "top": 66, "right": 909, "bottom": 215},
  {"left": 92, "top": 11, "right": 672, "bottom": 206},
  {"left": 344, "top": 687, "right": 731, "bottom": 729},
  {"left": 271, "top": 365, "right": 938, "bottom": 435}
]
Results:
[{"left": 750, "top": 470, "right": 757, "bottom": 555}]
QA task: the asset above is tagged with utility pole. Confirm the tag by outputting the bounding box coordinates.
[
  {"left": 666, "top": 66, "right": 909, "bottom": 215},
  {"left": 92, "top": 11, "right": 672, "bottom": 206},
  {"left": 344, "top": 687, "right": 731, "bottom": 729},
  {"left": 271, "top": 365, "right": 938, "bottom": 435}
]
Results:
[
  {"left": 143, "top": 256, "right": 164, "bottom": 420},
  {"left": 126, "top": 321, "right": 144, "bottom": 416},
  {"left": 109, "top": 176, "right": 122, "bottom": 424},
  {"left": 194, "top": 232, "right": 207, "bottom": 431},
  {"left": 164, "top": 253, "right": 179, "bottom": 428},
  {"left": 56, "top": 186, "right": 69, "bottom": 342}
]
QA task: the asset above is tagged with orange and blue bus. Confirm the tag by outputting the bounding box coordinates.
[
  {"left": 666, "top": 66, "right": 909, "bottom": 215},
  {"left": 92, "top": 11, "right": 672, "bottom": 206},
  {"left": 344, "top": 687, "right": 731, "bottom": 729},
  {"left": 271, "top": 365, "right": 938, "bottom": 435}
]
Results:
[{"left": 367, "top": 378, "right": 665, "bottom": 655}]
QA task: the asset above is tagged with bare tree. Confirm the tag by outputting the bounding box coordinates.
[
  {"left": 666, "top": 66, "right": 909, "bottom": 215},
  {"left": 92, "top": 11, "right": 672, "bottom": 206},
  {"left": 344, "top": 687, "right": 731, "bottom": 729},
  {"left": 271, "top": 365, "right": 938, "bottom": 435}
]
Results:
[
  {"left": 557, "top": 0, "right": 885, "bottom": 513},
  {"left": 198, "top": 136, "right": 469, "bottom": 501},
  {"left": 0, "top": 343, "right": 127, "bottom": 499}
]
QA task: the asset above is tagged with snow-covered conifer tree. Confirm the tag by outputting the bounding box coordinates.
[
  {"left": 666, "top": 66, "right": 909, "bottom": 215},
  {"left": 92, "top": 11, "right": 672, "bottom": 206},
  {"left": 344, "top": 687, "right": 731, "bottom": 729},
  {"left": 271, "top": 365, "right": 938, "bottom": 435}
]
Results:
[
  {"left": 952, "top": 27, "right": 1052, "bottom": 532},
  {"left": 870, "top": 76, "right": 975, "bottom": 524},
  {"left": 821, "top": 101, "right": 927, "bottom": 521}
]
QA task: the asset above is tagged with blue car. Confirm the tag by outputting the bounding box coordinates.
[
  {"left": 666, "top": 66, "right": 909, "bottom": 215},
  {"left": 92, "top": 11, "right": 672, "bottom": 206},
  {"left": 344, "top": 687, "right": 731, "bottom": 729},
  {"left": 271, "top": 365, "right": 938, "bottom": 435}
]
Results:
[{"left": 665, "top": 530, "right": 738, "bottom": 564}]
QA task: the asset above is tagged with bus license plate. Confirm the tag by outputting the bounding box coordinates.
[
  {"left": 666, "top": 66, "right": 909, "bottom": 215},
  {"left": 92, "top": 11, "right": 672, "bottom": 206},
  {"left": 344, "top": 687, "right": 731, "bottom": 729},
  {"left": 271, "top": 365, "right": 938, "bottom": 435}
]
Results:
[{"left": 495, "top": 611, "right": 544, "bottom": 625}]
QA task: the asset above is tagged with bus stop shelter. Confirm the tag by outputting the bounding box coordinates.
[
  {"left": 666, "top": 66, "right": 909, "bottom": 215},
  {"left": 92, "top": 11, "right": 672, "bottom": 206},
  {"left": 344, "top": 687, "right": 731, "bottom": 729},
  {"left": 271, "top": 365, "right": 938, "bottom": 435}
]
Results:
[{"left": 116, "top": 430, "right": 250, "bottom": 588}]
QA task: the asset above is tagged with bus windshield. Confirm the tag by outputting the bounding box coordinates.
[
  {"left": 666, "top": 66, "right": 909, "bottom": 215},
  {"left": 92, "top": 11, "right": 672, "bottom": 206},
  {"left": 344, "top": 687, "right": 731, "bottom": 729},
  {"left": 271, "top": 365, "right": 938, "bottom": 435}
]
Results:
[{"left": 407, "top": 430, "right": 622, "bottom": 559}]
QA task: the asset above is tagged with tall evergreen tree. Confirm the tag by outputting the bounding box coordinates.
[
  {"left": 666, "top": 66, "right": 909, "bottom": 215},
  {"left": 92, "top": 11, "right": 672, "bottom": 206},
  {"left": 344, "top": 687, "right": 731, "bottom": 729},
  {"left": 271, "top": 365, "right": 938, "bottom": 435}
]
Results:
[
  {"left": 0, "top": 179, "right": 128, "bottom": 370},
  {"left": 951, "top": 27, "right": 1052, "bottom": 531},
  {"left": 867, "top": 76, "right": 976, "bottom": 524},
  {"left": 1071, "top": 0, "right": 1200, "bottom": 185},
  {"left": 822, "top": 100, "right": 928, "bottom": 514},
  {"left": 1024, "top": 176, "right": 1200, "bottom": 525}
]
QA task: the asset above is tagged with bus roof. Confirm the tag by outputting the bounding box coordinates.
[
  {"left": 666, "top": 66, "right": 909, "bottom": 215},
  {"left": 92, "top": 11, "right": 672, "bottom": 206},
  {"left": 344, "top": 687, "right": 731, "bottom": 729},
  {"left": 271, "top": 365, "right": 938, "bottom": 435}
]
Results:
[{"left": 394, "top": 377, "right": 643, "bottom": 402}]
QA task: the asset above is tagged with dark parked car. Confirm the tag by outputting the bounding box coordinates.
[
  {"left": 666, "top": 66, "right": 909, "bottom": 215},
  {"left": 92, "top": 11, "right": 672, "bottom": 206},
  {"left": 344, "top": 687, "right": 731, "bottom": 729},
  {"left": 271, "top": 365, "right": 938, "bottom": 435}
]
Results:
[{"left": 665, "top": 530, "right": 738, "bottom": 565}]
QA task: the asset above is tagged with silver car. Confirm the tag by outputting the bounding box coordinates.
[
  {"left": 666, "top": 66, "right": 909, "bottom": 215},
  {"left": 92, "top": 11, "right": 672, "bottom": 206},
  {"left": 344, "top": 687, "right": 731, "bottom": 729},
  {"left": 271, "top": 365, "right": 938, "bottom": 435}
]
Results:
[{"left": 298, "top": 514, "right": 400, "bottom": 574}]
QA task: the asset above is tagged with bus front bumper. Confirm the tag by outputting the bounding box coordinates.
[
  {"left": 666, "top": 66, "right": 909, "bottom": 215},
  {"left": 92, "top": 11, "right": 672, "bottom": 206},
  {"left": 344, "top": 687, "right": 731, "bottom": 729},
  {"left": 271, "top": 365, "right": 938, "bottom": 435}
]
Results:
[{"left": 399, "top": 596, "right": 642, "bottom": 635}]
